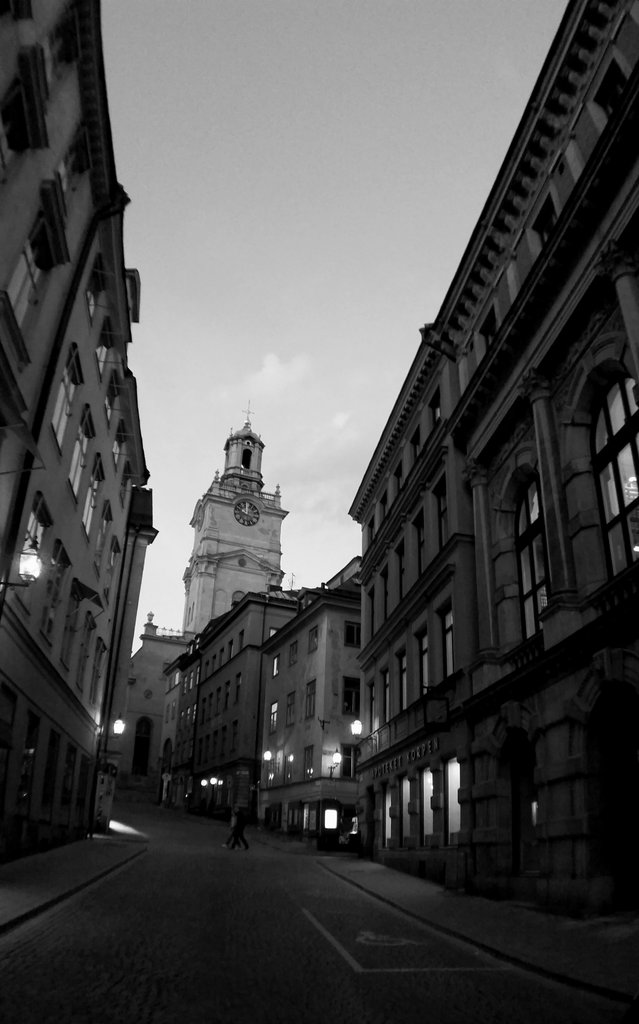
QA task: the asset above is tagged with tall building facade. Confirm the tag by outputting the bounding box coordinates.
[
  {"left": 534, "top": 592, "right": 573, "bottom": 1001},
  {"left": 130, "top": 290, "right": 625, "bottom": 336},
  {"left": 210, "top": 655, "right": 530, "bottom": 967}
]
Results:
[
  {"left": 182, "top": 418, "right": 288, "bottom": 633},
  {"left": 350, "top": 0, "right": 639, "bottom": 914},
  {"left": 259, "top": 559, "right": 362, "bottom": 847},
  {"left": 165, "top": 591, "right": 298, "bottom": 818},
  {"left": 0, "top": 1, "right": 153, "bottom": 857}
]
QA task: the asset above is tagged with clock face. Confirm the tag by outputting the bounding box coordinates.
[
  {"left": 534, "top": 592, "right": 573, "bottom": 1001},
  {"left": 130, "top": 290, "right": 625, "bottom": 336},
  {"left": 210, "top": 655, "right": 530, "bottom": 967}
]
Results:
[{"left": 234, "top": 500, "right": 260, "bottom": 526}]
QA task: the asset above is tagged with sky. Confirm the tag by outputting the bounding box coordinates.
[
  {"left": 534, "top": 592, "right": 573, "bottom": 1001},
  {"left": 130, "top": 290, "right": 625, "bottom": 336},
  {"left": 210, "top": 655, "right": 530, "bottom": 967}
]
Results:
[{"left": 100, "top": 0, "right": 568, "bottom": 646}]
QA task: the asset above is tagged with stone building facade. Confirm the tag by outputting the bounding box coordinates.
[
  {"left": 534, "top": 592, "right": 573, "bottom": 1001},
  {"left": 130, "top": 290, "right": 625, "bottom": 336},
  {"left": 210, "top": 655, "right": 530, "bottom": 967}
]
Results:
[
  {"left": 259, "top": 559, "right": 362, "bottom": 847},
  {"left": 0, "top": 1, "right": 152, "bottom": 857},
  {"left": 350, "top": 0, "right": 639, "bottom": 914}
]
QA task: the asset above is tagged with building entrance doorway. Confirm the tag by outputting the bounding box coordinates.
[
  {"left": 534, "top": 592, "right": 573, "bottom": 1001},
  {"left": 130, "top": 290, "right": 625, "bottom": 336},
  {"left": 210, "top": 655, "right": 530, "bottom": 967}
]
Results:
[
  {"left": 500, "top": 728, "right": 538, "bottom": 876},
  {"left": 588, "top": 682, "right": 639, "bottom": 909}
]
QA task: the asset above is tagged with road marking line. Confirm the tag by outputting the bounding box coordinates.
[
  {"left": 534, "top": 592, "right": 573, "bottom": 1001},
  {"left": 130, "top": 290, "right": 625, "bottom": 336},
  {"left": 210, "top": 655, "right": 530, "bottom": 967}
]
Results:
[
  {"left": 301, "top": 908, "right": 510, "bottom": 975},
  {"left": 301, "top": 908, "right": 364, "bottom": 973}
]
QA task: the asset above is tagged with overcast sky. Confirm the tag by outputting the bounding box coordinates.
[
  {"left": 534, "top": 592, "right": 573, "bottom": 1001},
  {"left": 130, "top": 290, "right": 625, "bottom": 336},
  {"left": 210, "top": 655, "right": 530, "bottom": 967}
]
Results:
[{"left": 100, "top": 0, "right": 567, "bottom": 646}]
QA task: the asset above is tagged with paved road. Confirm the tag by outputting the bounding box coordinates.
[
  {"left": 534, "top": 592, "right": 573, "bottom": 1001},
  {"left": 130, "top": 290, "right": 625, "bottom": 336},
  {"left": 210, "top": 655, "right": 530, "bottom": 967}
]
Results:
[{"left": 0, "top": 808, "right": 625, "bottom": 1024}]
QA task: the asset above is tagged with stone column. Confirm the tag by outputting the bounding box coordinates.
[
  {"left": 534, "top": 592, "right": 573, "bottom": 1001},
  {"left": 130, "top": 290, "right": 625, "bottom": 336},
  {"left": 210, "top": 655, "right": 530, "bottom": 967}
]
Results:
[
  {"left": 520, "top": 370, "right": 577, "bottom": 599},
  {"left": 599, "top": 242, "right": 639, "bottom": 384},
  {"left": 464, "top": 459, "right": 498, "bottom": 653}
]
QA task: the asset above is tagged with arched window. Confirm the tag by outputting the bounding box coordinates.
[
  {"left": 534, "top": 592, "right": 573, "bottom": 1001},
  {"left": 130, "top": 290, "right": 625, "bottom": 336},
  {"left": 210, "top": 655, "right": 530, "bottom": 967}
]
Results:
[
  {"left": 593, "top": 378, "right": 639, "bottom": 576},
  {"left": 242, "top": 446, "right": 252, "bottom": 469},
  {"left": 516, "top": 479, "right": 548, "bottom": 638}
]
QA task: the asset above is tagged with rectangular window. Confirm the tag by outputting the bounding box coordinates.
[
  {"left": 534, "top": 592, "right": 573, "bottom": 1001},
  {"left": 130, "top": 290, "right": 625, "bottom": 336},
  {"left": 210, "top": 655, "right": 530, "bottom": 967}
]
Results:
[
  {"left": 23, "top": 490, "right": 51, "bottom": 566},
  {"left": 68, "top": 406, "right": 94, "bottom": 498},
  {"left": 381, "top": 566, "right": 388, "bottom": 620},
  {"left": 344, "top": 621, "right": 361, "bottom": 647},
  {"left": 444, "top": 758, "right": 461, "bottom": 843},
  {"left": 0, "top": 685, "right": 17, "bottom": 817},
  {"left": 231, "top": 720, "right": 238, "bottom": 751},
  {"left": 419, "top": 629, "right": 430, "bottom": 692},
  {"left": 95, "top": 315, "right": 112, "bottom": 378},
  {"left": 6, "top": 236, "right": 41, "bottom": 325},
  {"left": 435, "top": 475, "right": 448, "bottom": 549},
  {"left": 75, "top": 611, "right": 95, "bottom": 691},
  {"left": 422, "top": 768, "right": 434, "bottom": 842},
  {"left": 397, "top": 652, "right": 407, "bottom": 711},
  {"left": 341, "top": 744, "right": 355, "bottom": 779},
  {"left": 221, "top": 726, "right": 227, "bottom": 755},
  {"left": 234, "top": 673, "right": 241, "bottom": 704},
  {"left": 442, "top": 607, "right": 454, "bottom": 678},
  {"left": 305, "top": 680, "right": 316, "bottom": 719},
  {"left": 368, "top": 585, "right": 375, "bottom": 636},
  {"left": 94, "top": 500, "right": 112, "bottom": 569},
  {"left": 289, "top": 640, "right": 298, "bottom": 664},
  {"left": 60, "top": 745, "right": 76, "bottom": 806},
  {"left": 304, "top": 745, "right": 314, "bottom": 779},
  {"left": 413, "top": 510, "right": 425, "bottom": 576},
  {"left": 51, "top": 345, "right": 82, "bottom": 449},
  {"left": 400, "top": 775, "right": 410, "bottom": 847},
  {"left": 228, "top": 639, "right": 234, "bottom": 659},
  {"left": 215, "top": 687, "right": 221, "bottom": 714},
  {"left": 272, "top": 653, "right": 280, "bottom": 677},
  {"left": 41, "top": 728, "right": 60, "bottom": 817},
  {"left": 16, "top": 712, "right": 40, "bottom": 815},
  {"left": 342, "top": 677, "right": 360, "bottom": 716},
  {"left": 40, "top": 540, "right": 70, "bottom": 639},
  {"left": 429, "top": 389, "right": 441, "bottom": 431},
  {"left": 382, "top": 669, "right": 390, "bottom": 724},
  {"left": 81, "top": 454, "right": 104, "bottom": 536},
  {"left": 410, "top": 425, "right": 421, "bottom": 463},
  {"left": 396, "top": 541, "right": 405, "bottom": 600},
  {"left": 238, "top": 630, "right": 244, "bottom": 650},
  {"left": 368, "top": 682, "right": 376, "bottom": 733},
  {"left": 286, "top": 691, "right": 295, "bottom": 725},
  {"left": 104, "top": 537, "right": 120, "bottom": 599},
  {"left": 269, "top": 701, "right": 278, "bottom": 732},
  {"left": 224, "top": 681, "right": 230, "bottom": 710},
  {"left": 308, "top": 626, "right": 318, "bottom": 652},
  {"left": 104, "top": 375, "right": 118, "bottom": 427},
  {"left": 532, "top": 195, "right": 557, "bottom": 249},
  {"left": 88, "top": 637, "right": 106, "bottom": 707},
  {"left": 86, "top": 254, "right": 105, "bottom": 323}
]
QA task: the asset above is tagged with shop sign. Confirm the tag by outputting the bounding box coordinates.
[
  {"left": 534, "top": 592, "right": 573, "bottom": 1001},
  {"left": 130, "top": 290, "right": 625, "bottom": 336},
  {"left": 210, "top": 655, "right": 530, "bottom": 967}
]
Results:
[{"left": 371, "top": 736, "right": 440, "bottom": 779}]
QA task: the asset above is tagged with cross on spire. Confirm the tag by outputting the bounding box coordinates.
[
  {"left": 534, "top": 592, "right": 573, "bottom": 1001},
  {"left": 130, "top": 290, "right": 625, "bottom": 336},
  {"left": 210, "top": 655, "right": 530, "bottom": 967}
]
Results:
[{"left": 242, "top": 400, "right": 254, "bottom": 427}]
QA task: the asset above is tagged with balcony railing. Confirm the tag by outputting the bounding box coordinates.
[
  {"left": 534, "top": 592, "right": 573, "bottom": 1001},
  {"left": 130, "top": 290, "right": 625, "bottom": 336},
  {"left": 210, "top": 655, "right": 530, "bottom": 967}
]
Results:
[{"left": 358, "top": 692, "right": 449, "bottom": 764}]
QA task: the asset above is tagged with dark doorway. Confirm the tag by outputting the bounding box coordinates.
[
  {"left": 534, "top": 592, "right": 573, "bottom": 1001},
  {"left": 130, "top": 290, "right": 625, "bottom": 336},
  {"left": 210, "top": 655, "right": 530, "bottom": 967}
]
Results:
[
  {"left": 500, "top": 728, "right": 538, "bottom": 875},
  {"left": 132, "top": 718, "right": 151, "bottom": 776},
  {"left": 588, "top": 683, "right": 639, "bottom": 908}
]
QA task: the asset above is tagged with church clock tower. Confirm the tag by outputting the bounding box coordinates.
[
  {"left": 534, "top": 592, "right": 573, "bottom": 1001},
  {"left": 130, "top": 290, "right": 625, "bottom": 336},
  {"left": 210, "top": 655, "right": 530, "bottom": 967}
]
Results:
[{"left": 182, "top": 417, "right": 288, "bottom": 633}]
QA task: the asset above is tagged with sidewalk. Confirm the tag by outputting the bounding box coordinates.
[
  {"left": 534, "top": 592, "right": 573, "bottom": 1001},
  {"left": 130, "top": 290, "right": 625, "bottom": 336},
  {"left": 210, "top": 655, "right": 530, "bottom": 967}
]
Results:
[
  {"left": 0, "top": 819, "right": 148, "bottom": 936},
  {"left": 253, "top": 829, "right": 639, "bottom": 1012},
  {"left": 1, "top": 813, "right": 637, "bottom": 1016}
]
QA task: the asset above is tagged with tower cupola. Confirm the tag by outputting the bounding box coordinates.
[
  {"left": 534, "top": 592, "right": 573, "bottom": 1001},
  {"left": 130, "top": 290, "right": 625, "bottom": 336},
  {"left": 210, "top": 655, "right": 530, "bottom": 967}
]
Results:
[{"left": 221, "top": 418, "right": 264, "bottom": 492}]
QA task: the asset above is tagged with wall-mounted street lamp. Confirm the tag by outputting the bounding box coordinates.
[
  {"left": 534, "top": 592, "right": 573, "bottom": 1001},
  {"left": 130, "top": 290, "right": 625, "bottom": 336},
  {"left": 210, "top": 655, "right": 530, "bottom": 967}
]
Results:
[
  {"left": 351, "top": 720, "right": 363, "bottom": 738},
  {"left": 112, "top": 718, "right": 125, "bottom": 736},
  {"left": 328, "top": 748, "right": 342, "bottom": 779},
  {"left": 1, "top": 543, "right": 42, "bottom": 588}
]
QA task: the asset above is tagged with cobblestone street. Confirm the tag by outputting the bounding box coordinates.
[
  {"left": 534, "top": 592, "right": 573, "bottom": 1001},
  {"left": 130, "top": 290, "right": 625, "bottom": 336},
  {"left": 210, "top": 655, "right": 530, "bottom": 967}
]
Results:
[{"left": 0, "top": 805, "right": 627, "bottom": 1024}]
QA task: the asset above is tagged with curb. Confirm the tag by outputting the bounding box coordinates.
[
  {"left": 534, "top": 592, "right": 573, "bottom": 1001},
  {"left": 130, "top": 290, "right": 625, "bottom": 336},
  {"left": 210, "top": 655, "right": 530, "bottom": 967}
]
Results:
[
  {"left": 317, "top": 860, "right": 633, "bottom": 1009},
  {"left": 0, "top": 845, "right": 147, "bottom": 938}
]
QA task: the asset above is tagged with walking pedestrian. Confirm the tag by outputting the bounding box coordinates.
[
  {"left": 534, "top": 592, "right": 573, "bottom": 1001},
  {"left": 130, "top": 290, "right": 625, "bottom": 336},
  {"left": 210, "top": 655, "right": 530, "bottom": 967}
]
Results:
[
  {"left": 222, "top": 806, "right": 237, "bottom": 849},
  {"left": 229, "top": 805, "right": 249, "bottom": 850}
]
